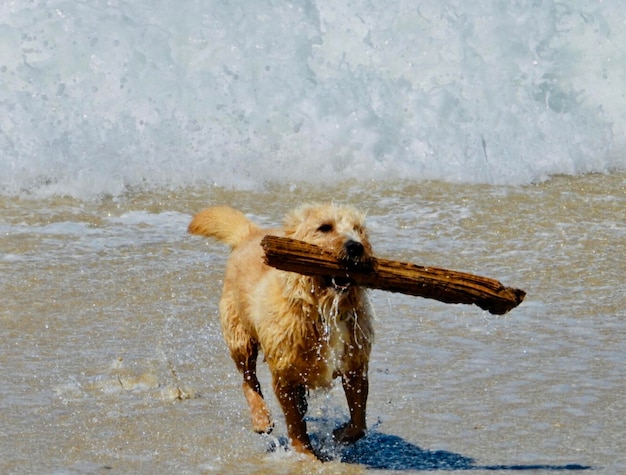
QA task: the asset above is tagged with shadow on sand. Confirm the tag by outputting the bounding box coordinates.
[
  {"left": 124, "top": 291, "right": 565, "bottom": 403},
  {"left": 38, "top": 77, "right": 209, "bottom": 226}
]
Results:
[{"left": 338, "top": 430, "right": 592, "bottom": 471}]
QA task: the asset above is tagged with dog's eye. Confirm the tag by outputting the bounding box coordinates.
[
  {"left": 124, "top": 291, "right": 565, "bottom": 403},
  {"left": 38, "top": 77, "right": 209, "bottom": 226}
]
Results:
[{"left": 317, "top": 223, "right": 333, "bottom": 233}]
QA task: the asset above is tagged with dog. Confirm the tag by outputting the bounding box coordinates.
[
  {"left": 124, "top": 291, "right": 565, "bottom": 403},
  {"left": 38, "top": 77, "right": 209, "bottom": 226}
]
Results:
[{"left": 188, "top": 203, "right": 375, "bottom": 459}]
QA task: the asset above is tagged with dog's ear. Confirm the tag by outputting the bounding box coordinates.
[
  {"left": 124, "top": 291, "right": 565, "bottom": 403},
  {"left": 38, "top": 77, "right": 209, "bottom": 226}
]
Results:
[
  {"left": 283, "top": 207, "right": 307, "bottom": 237},
  {"left": 283, "top": 203, "right": 319, "bottom": 237}
]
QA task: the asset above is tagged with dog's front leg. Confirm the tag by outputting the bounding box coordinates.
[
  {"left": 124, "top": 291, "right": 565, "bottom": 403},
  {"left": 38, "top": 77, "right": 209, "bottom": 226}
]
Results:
[
  {"left": 334, "top": 367, "right": 368, "bottom": 444},
  {"left": 273, "top": 379, "right": 314, "bottom": 457}
]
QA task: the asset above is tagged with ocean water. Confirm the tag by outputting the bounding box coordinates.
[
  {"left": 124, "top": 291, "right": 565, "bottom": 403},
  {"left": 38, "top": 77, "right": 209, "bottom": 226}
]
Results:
[
  {"left": 1, "top": 0, "right": 625, "bottom": 197},
  {"left": 1, "top": 1, "right": 625, "bottom": 474}
]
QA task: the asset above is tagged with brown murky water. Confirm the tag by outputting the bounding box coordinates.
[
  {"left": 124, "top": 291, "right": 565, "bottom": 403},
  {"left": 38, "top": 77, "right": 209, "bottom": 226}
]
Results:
[{"left": 2, "top": 173, "right": 625, "bottom": 474}]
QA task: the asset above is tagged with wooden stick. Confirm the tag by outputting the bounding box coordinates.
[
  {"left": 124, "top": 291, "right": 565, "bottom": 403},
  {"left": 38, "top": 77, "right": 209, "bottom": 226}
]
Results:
[{"left": 261, "top": 235, "right": 525, "bottom": 315}]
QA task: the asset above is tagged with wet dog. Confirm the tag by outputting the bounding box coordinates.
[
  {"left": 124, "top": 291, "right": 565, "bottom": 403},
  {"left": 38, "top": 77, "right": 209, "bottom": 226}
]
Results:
[{"left": 188, "top": 203, "right": 374, "bottom": 459}]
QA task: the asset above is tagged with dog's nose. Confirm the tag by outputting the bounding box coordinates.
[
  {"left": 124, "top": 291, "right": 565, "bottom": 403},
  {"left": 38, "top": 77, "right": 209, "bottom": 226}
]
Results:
[{"left": 345, "top": 240, "right": 364, "bottom": 258}]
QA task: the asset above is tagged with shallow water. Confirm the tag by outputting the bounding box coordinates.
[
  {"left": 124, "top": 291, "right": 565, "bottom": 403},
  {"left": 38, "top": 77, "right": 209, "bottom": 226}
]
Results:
[{"left": 1, "top": 172, "right": 624, "bottom": 474}]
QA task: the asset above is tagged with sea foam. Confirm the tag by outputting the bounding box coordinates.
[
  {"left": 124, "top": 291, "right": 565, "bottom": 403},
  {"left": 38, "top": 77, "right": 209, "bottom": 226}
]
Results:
[{"left": 1, "top": 0, "right": 624, "bottom": 198}]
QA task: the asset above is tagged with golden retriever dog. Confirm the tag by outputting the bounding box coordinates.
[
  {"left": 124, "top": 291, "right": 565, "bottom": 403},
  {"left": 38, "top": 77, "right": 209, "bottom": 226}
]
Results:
[{"left": 188, "top": 203, "right": 374, "bottom": 459}]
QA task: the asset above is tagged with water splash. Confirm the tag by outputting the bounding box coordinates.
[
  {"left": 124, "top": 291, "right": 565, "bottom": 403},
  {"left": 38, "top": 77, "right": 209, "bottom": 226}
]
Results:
[{"left": 1, "top": 0, "right": 625, "bottom": 199}]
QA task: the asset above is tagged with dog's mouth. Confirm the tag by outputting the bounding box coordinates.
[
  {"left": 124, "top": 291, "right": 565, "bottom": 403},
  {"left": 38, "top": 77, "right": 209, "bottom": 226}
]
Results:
[{"left": 323, "top": 275, "right": 354, "bottom": 292}]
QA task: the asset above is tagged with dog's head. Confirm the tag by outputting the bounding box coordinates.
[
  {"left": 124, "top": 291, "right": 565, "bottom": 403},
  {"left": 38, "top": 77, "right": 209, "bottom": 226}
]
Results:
[{"left": 284, "top": 203, "right": 373, "bottom": 293}]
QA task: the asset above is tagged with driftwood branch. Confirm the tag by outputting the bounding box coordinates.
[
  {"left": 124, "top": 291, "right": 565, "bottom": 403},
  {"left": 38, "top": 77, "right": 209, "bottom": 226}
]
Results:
[{"left": 261, "top": 235, "right": 525, "bottom": 315}]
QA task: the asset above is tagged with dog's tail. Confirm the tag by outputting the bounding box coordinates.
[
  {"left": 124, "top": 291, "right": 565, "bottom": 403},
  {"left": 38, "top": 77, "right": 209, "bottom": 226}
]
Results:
[{"left": 188, "top": 205, "right": 261, "bottom": 248}]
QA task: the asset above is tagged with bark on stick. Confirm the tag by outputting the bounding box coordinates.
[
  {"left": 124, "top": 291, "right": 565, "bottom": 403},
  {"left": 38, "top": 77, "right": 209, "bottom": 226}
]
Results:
[{"left": 261, "top": 235, "right": 525, "bottom": 315}]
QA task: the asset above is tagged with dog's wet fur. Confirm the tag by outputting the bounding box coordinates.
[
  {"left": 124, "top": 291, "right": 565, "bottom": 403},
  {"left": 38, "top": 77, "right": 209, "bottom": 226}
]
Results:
[{"left": 188, "top": 203, "right": 374, "bottom": 459}]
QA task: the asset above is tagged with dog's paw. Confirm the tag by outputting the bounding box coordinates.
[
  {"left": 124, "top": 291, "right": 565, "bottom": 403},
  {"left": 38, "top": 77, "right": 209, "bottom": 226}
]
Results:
[
  {"left": 252, "top": 407, "right": 274, "bottom": 434},
  {"left": 332, "top": 423, "right": 365, "bottom": 445},
  {"left": 252, "top": 413, "right": 274, "bottom": 434}
]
